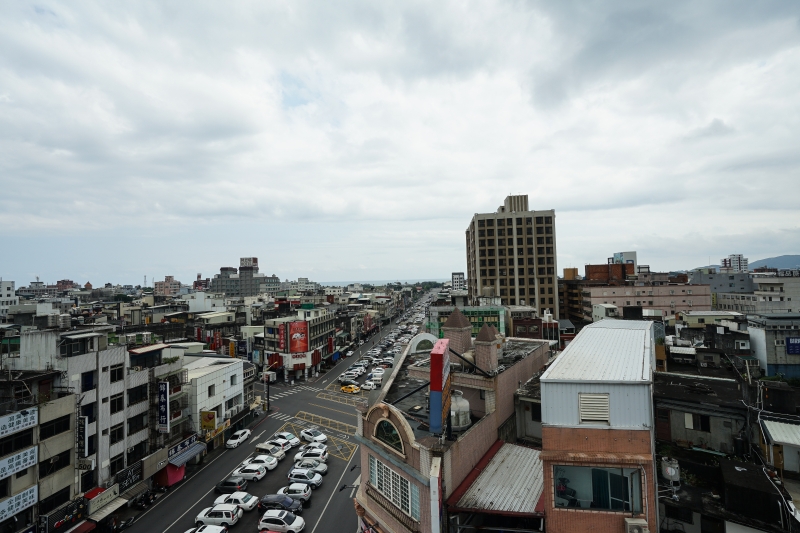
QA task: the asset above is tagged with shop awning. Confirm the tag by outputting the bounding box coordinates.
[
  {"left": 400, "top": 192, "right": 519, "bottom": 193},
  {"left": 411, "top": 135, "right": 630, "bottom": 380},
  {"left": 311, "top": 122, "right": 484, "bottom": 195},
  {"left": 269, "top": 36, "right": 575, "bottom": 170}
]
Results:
[
  {"left": 168, "top": 441, "right": 207, "bottom": 466},
  {"left": 120, "top": 481, "right": 148, "bottom": 501},
  {"left": 88, "top": 497, "right": 128, "bottom": 522},
  {"left": 64, "top": 521, "right": 96, "bottom": 533}
]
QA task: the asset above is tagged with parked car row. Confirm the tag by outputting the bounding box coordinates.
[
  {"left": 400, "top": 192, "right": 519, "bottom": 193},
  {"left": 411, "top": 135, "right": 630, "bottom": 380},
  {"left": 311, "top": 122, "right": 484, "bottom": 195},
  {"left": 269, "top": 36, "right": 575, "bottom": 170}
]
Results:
[{"left": 198, "top": 430, "right": 330, "bottom": 531}]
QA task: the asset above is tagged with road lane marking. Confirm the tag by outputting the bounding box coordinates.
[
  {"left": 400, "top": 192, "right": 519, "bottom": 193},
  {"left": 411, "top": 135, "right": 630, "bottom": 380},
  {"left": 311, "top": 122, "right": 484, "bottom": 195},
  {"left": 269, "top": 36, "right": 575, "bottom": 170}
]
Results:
[
  {"left": 293, "top": 411, "right": 357, "bottom": 434},
  {"left": 307, "top": 402, "right": 358, "bottom": 418},
  {"left": 310, "top": 441, "right": 358, "bottom": 533}
]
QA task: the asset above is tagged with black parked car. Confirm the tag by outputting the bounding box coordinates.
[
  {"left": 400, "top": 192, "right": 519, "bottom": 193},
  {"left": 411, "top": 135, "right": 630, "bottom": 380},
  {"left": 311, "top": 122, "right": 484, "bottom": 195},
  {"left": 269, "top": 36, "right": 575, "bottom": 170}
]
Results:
[
  {"left": 339, "top": 379, "right": 360, "bottom": 387},
  {"left": 215, "top": 476, "right": 248, "bottom": 494},
  {"left": 258, "top": 494, "right": 304, "bottom": 514}
]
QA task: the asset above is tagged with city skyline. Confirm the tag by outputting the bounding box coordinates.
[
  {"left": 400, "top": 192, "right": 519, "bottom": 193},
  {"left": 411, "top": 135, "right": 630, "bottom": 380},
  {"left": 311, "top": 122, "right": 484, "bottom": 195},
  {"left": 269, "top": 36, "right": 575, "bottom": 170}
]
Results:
[{"left": 2, "top": 2, "right": 799, "bottom": 284}]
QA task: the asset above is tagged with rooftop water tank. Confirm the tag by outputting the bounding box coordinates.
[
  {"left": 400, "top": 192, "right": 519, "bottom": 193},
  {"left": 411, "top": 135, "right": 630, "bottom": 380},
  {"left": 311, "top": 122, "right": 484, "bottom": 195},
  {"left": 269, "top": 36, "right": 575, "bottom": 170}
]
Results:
[{"left": 450, "top": 390, "right": 472, "bottom": 431}]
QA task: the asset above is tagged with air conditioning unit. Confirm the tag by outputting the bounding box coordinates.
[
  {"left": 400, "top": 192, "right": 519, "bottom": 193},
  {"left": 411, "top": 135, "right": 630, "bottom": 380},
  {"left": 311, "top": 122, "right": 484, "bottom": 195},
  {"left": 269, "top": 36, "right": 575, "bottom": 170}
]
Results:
[
  {"left": 133, "top": 366, "right": 142, "bottom": 372},
  {"left": 624, "top": 517, "right": 649, "bottom": 533}
]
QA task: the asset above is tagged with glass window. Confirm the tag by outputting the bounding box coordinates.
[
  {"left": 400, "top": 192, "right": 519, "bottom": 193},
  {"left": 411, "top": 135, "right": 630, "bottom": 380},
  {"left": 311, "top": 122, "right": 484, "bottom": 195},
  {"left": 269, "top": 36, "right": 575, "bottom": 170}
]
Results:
[
  {"left": 110, "top": 364, "right": 124, "bottom": 382},
  {"left": 553, "top": 465, "right": 642, "bottom": 512},
  {"left": 375, "top": 420, "right": 403, "bottom": 453},
  {"left": 40, "top": 415, "right": 70, "bottom": 440},
  {"left": 368, "top": 455, "right": 419, "bottom": 519}
]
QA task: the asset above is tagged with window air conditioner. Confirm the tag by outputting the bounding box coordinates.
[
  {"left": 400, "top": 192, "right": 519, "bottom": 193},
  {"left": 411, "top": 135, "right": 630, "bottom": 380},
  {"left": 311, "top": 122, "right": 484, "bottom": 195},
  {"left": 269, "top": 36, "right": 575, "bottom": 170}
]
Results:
[{"left": 624, "top": 518, "right": 649, "bottom": 533}]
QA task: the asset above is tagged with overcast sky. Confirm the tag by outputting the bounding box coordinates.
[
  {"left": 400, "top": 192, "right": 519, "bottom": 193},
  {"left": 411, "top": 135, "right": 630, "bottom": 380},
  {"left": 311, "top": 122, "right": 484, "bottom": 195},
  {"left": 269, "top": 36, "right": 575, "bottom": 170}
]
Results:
[{"left": 1, "top": 1, "right": 799, "bottom": 287}]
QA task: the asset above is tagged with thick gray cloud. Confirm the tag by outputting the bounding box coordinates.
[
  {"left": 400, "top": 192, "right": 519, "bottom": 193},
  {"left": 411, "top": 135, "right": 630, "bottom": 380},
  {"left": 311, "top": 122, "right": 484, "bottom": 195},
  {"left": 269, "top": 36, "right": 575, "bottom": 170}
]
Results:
[{"left": 1, "top": 1, "right": 799, "bottom": 286}]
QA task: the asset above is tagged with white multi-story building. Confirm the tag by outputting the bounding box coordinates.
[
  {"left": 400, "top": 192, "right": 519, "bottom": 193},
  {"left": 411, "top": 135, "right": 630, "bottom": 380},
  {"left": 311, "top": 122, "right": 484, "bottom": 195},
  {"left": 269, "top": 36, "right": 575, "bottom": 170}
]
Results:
[
  {"left": 12, "top": 330, "right": 151, "bottom": 491},
  {"left": 0, "top": 281, "right": 18, "bottom": 321},
  {"left": 324, "top": 286, "right": 344, "bottom": 296},
  {"left": 451, "top": 272, "right": 465, "bottom": 291},
  {"left": 721, "top": 254, "right": 748, "bottom": 272},
  {"left": 185, "top": 357, "right": 244, "bottom": 449}
]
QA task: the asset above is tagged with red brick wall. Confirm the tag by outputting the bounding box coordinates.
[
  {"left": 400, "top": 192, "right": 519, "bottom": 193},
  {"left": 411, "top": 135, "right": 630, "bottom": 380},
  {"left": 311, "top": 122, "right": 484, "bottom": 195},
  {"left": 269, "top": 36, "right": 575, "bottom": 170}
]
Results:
[
  {"left": 542, "top": 427, "right": 656, "bottom": 533},
  {"left": 542, "top": 427, "right": 652, "bottom": 454}
]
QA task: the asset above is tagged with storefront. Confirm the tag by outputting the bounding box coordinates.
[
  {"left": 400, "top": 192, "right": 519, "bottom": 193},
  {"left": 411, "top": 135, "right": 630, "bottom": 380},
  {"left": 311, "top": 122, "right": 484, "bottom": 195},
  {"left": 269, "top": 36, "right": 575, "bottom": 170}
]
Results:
[
  {"left": 153, "top": 434, "right": 206, "bottom": 488},
  {"left": 205, "top": 420, "right": 230, "bottom": 451}
]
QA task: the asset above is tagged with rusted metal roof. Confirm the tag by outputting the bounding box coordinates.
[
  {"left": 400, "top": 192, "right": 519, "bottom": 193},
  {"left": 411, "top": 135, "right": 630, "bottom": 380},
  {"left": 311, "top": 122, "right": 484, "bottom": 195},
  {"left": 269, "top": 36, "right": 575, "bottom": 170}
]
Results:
[{"left": 453, "top": 443, "right": 543, "bottom": 515}]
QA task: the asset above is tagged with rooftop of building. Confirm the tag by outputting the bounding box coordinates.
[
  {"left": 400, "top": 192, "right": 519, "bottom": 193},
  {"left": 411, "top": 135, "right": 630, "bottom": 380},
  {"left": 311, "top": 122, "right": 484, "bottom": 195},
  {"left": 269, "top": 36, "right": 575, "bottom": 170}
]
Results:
[
  {"left": 748, "top": 313, "right": 800, "bottom": 322},
  {"left": 185, "top": 356, "right": 241, "bottom": 378},
  {"left": 446, "top": 441, "right": 544, "bottom": 517},
  {"left": 653, "top": 370, "right": 745, "bottom": 409},
  {"left": 541, "top": 320, "right": 653, "bottom": 383},
  {"left": 388, "top": 336, "right": 549, "bottom": 440}
]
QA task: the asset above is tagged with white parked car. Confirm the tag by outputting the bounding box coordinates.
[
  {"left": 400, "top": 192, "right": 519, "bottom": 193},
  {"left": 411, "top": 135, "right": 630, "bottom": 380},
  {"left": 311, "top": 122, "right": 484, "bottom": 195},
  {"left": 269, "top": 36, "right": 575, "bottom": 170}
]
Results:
[
  {"left": 275, "top": 432, "right": 301, "bottom": 447},
  {"left": 371, "top": 367, "right": 385, "bottom": 376},
  {"left": 361, "top": 380, "right": 378, "bottom": 391},
  {"left": 294, "top": 448, "right": 328, "bottom": 463},
  {"left": 300, "top": 429, "right": 327, "bottom": 443},
  {"left": 195, "top": 504, "right": 243, "bottom": 528},
  {"left": 294, "top": 458, "right": 328, "bottom": 476},
  {"left": 184, "top": 525, "right": 228, "bottom": 533},
  {"left": 242, "top": 454, "right": 278, "bottom": 471},
  {"left": 233, "top": 464, "right": 267, "bottom": 481},
  {"left": 266, "top": 438, "right": 293, "bottom": 452},
  {"left": 214, "top": 491, "right": 258, "bottom": 511},
  {"left": 298, "top": 441, "right": 327, "bottom": 454},
  {"left": 258, "top": 509, "right": 306, "bottom": 533},
  {"left": 277, "top": 483, "right": 313, "bottom": 503},
  {"left": 345, "top": 351, "right": 354, "bottom": 357},
  {"left": 225, "top": 429, "right": 251, "bottom": 448}
]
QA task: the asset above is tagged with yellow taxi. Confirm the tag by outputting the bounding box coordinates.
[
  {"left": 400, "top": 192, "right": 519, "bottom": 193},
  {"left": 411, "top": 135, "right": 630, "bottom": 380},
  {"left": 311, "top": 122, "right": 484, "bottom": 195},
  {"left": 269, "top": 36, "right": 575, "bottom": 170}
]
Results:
[{"left": 340, "top": 384, "right": 361, "bottom": 394}]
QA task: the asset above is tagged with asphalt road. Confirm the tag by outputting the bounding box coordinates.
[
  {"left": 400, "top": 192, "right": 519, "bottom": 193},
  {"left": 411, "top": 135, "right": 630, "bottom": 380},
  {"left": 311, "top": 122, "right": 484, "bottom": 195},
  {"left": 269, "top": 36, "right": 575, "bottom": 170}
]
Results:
[{"left": 127, "top": 312, "right": 415, "bottom": 533}]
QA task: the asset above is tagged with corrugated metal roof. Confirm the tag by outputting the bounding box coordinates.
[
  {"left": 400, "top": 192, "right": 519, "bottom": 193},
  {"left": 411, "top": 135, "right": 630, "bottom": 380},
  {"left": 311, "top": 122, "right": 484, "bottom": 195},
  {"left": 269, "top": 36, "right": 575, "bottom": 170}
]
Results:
[
  {"left": 669, "top": 346, "right": 697, "bottom": 355},
  {"left": 128, "top": 343, "right": 168, "bottom": 354},
  {"left": 540, "top": 320, "right": 652, "bottom": 383},
  {"left": 455, "top": 444, "right": 543, "bottom": 515},
  {"left": 763, "top": 420, "right": 800, "bottom": 447}
]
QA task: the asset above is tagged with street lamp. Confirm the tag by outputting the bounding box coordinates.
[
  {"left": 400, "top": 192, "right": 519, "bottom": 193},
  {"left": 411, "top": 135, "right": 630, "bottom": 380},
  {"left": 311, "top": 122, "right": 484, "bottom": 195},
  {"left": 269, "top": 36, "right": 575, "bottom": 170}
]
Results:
[{"left": 262, "top": 362, "right": 277, "bottom": 413}]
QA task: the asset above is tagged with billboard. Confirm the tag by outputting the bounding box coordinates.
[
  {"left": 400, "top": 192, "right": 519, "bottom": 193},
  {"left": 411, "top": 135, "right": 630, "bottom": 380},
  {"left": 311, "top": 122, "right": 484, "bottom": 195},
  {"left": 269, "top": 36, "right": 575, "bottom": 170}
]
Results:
[
  {"left": 158, "top": 382, "right": 170, "bottom": 434},
  {"left": 429, "top": 339, "right": 451, "bottom": 434},
  {"left": 278, "top": 325, "right": 286, "bottom": 351},
  {"left": 788, "top": 338, "right": 800, "bottom": 355},
  {"left": 289, "top": 321, "right": 309, "bottom": 353},
  {"left": 200, "top": 411, "right": 217, "bottom": 431}
]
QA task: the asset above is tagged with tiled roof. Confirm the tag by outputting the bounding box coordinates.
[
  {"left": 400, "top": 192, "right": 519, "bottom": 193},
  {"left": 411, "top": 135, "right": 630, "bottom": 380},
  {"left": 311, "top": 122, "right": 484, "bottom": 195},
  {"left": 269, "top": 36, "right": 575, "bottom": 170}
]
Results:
[{"left": 443, "top": 307, "right": 471, "bottom": 329}]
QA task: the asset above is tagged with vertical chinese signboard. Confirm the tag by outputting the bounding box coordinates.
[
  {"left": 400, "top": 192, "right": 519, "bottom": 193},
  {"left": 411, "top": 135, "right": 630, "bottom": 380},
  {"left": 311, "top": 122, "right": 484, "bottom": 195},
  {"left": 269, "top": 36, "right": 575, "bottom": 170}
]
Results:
[
  {"left": 289, "top": 321, "right": 309, "bottom": 353},
  {"left": 428, "top": 339, "right": 451, "bottom": 434},
  {"left": 278, "top": 325, "right": 286, "bottom": 351},
  {"left": 158, "top": 382, "right": 170, "bottom": 434}
]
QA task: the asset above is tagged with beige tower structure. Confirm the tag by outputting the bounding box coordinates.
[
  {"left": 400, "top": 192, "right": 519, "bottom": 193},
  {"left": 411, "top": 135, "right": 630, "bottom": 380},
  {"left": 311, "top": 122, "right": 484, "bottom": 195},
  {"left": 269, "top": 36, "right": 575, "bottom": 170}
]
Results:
[{"left": 465, "top": 194, "right": 558, "bottom": 318}]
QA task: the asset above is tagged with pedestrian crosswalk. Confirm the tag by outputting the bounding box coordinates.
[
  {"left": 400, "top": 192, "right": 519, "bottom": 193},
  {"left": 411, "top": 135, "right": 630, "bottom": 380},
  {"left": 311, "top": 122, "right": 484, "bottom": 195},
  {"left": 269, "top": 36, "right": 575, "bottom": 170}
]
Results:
[
  {"left": 268, "top": 385, "right": 318, "bottom": 399},
  {"left": 269, "top": 412, "right": 295, "bottom": 422}
]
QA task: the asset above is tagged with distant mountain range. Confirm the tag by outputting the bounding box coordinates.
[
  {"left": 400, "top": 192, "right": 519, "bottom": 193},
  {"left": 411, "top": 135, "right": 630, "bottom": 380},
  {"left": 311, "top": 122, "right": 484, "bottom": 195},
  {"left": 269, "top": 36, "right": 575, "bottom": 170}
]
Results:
[
  {"left": 688, "top": 255, "right": 800, "bottom": 272},
  {"left": 749, "top": 255, "right": 800, "bottom": 270}
]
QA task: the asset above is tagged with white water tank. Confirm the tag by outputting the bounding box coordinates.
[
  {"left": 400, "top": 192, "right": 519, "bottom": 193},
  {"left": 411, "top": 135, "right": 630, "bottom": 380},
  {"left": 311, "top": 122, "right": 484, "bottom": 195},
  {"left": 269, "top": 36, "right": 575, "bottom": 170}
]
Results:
[
  {"left": 662, "top": 457, "right": 680, "bottom": 482},
  {"left": 450, "top": 390, "right": 472, "bottom": 431}
]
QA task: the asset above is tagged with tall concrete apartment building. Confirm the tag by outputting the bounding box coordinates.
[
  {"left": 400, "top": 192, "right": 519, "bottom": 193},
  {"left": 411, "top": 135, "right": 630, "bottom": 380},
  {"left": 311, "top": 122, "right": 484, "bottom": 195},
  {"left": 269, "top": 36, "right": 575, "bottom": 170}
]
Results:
[
  {"left": 451, "top": 272, "right": 465, "bottom": 291},
  {"left": 154, "top": 275, "right": 182, "bottom": 297},
  {"left": 210, "top": 257, "right": 278, "bottom": 297},
  {"left": 721, "top": 254, "right": 748, "bottom": 272},
  {"left": 465, "top": 195, "right": 558, "bottom": 318}
]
